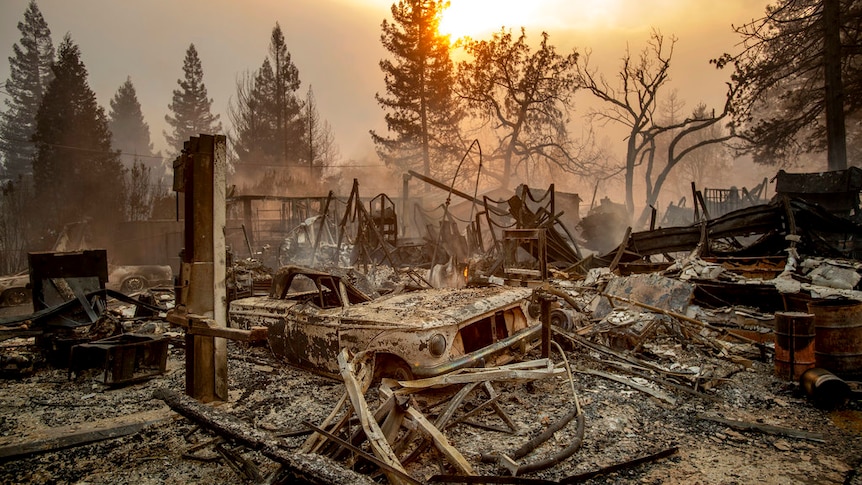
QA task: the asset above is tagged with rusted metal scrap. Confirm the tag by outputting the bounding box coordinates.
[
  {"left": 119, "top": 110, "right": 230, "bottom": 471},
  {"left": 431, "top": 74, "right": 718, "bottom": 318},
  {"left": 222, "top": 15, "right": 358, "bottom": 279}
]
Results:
[
  {"left": 593, "top": 197, "right": 862, "bottom": 269},
  {"left": 507, "top": 193, "right": 581, "bottom": 267},
  {"left": 480, "top": 402, "right": 585, "bottom": 476}
]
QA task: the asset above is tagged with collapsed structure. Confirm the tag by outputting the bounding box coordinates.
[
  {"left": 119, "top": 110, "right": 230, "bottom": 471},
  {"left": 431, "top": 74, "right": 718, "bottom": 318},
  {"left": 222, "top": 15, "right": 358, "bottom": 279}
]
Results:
[{"left": 3, "top": 151, "right": 862, "bottom": 483}]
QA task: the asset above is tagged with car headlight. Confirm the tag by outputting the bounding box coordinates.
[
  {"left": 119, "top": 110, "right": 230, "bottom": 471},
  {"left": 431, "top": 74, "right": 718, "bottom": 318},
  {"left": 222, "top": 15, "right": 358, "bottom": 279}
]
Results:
[{"left": 429, "top": 333, "right": 446, "bottom": 357}]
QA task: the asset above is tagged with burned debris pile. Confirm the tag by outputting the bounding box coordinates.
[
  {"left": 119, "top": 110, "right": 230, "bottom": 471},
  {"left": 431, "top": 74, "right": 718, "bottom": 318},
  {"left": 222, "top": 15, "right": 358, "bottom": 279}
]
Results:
[
  {"left": 4, "top": 167, "right": 862, "bottom": 483},
  {"left": 0, "top": 250, "right": 174, "bottom": 380}
]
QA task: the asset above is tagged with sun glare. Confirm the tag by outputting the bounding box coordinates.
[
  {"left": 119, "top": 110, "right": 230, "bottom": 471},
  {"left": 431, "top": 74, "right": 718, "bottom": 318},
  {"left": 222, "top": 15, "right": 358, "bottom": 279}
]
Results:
[
  {"left": 438, "top": 0, "right": 542, "bottom": 40},
  {"left": 438, "top": 0, "right": 626, "bottom": 40}
]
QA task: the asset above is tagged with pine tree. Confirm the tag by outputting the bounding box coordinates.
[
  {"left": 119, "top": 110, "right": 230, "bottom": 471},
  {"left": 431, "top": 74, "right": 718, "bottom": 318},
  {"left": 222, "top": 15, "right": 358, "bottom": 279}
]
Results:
[
  {"left": 32, "top": 35, "right": 125, "bottom": 236},
  {"left": 371, "top": 0, "right": 464, "bottom": 178},
  {"left": 268, "top": 24, "right": 304, "bottom": 165},
  {"left": 109, "top": 77, "right": 167, "bottom": 219},
  {"left": 164, "top": 44, "right": 221, "bottom": 153},
  {"left": 0, "top": 0, "right": 54, "bottom": 181},
  {"left": 716, "top": 0, "right": 862, "bottom": 168},
  {"left": 228, "top": 23, "right": 306, "bottom": 183},
  {"left": 109, "top": 77, "right": 155, "bottom": 165},
  {"left": 228, "top": 58, "right": 278, "bottom": 167}
]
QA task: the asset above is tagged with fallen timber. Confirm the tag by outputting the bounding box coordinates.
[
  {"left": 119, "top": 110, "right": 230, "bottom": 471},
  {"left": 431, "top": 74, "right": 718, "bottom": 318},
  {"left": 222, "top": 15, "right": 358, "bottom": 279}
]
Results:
[{"left": 152, "top": 387, "right": 376, "bottom": 485}]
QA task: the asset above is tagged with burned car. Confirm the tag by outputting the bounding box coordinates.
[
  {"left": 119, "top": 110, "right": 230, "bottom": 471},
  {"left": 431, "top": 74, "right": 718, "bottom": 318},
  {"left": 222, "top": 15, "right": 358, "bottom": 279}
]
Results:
[
  {"left": 107, "top": 265, "right": 173, "bottom": 293},
  {"left": 0, "top": 270, "right": 31, "bottom": 307},
  {"left": 229, "top": 266, "right": 542, "bottom": 379}
]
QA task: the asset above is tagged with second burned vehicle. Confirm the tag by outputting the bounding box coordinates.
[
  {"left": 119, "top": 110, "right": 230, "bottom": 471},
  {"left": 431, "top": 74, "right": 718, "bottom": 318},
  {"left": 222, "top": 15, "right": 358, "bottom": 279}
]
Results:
[{"left": 229, "top": 266, "right": 543, "bottom": 379}]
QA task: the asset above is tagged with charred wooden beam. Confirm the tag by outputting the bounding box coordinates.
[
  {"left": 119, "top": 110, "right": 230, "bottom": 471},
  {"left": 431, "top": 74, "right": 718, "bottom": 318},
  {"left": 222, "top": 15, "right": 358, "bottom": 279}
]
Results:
[
  {"left": 406, "top": 170, "right": 509, "bottom": 216},
  {"left": 167, "top": 311, "right": 267, "bottom": 342},
  {"left": 559, "top": 446, "right": 679, "bottom": 483},
  {"left": 152, "top": 387, "right": 377, "bottom": 485},
  {"left": 0, "top": 408, "right": 170, "bottom": 459}
]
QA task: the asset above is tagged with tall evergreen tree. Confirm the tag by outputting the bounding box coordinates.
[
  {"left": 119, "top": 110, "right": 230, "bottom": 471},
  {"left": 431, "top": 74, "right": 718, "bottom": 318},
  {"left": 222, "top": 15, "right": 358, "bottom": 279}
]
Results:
[
  {"left": 0, "top": 0, "right": 54, "bottom": 181},
  {"left": 164, "top": 44, "right": 221, "bottom": 153},
  {"left": 371, "top": 0, "right": 464, "bottom": 178},
  {"left": 109, "top": 77, "right": 155, "bottom": 164},
  {"left": 32, "top": 35, "right": 125, "bottom": 237},
  {"left": 715, "top": 0, "right": 862, "bottom": 168},
  {"left": 109, "top": 77, "right": 167, "bottom": 218},
  {"left": 268, "top": 24, "right": 304, "bottom": 165},
  {"left": 229, "top": 58, "right": 278, "bottom": 168},
  {"left": 228, "top": 23, "right": 306, "bottom": 179}
]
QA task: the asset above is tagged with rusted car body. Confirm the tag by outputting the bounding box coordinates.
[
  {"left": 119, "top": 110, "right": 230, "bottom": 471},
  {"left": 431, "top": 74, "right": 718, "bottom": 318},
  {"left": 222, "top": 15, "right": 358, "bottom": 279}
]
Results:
[
  {"left": 0, "top": 270, "right": 31, "bottom": 306},
  {"left": 107, "top": 265, "right": 173, "bottom": 293},
  {"left": 229, "top": 266, "right": 542, "bottom": 379}
]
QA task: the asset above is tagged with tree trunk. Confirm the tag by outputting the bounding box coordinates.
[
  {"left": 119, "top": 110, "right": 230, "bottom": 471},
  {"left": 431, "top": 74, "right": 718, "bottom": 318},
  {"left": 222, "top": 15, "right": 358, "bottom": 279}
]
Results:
[{"left": 824, "top": 0, "right": 847, "bottom": 171}]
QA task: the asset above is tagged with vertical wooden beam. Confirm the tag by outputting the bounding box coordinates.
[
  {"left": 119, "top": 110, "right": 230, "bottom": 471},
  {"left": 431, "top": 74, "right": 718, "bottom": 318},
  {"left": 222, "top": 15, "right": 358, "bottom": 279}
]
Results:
[
  {"left": 182, "top": 134, "right": 228, "bottom": 402},
  {"left": 540, "top": 292, "right": 552, "bottom": 359},
  {"left": 212, "top": 135, "right": 228, "bottom": 401},
  {"left": 824, "top": 0, "right": 847, "bottom": 171}
]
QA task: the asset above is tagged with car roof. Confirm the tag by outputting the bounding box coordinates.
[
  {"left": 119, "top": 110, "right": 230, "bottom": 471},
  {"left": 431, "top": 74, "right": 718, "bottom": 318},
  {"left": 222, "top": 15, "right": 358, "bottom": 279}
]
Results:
[{"left": 269, "top": 265, "right": 372, "bottom": 303}]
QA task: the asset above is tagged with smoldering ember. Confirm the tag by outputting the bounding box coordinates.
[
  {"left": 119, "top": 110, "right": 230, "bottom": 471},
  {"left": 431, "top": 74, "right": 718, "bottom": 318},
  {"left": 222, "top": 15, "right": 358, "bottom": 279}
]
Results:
[{"left": 2, "top": 138, "right": 862, "bottom": 485}]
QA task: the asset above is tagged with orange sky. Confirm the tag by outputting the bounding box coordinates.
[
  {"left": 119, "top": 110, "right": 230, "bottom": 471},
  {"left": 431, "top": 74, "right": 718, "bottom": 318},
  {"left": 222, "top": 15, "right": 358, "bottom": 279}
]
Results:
[{"left": 0, "top": 0, "right": 769, "bottom": 189}]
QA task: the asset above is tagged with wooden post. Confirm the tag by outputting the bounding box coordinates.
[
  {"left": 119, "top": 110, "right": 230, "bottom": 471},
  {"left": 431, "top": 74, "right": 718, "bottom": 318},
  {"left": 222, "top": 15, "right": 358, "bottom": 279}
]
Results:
[
  {"left": 178, "top": 134, "right": 228, "bottom": 402},
  {"left": 540, "top": 292, "right": 552, "bottom": 359}
]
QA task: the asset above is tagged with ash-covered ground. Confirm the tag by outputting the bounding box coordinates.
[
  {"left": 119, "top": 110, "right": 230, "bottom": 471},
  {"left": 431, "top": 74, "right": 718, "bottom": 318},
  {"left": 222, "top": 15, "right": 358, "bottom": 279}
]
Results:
[{"left": 1, "top": 321, "right": 861, "bottom": 485}]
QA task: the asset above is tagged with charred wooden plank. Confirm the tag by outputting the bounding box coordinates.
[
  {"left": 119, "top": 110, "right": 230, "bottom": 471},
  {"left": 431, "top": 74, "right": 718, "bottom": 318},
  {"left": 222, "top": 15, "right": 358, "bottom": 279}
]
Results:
[
  {"left": 697, "top": 414, "right": 825, "bottom": 443},
  {"left": 559, "top": 446, "right": 679, "bottom": 483},
  {"left": 337, "top": 350, "right": 411, "bottom": 485},
  {"left": 152, "top": 387, "right": 376, "bottom": 485},
  {"left": 0, "top": 407, "right": 170, "bottom": 460}
]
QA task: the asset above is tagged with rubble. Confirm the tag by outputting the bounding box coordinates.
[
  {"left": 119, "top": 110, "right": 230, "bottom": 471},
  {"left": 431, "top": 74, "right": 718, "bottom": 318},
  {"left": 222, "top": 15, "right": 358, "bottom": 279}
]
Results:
[{"left": 4, "top": 168, "right": 862, "bottom": 483}]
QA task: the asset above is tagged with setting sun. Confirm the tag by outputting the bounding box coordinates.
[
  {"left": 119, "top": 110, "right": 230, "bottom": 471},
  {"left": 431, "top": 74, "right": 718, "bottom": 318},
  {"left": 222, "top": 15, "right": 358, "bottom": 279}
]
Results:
[
  {"left": 439, "top": 0, "right": 540, "bottom": 39},
  {"left": 438, "top": 0, "right": 625, "bottom": 40}
]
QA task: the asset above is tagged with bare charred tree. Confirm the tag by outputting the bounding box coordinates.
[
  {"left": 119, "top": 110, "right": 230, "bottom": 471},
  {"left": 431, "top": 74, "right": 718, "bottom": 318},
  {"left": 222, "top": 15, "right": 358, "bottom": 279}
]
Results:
[
  {"left": 575, "top": 31, "right": 674, "bottom": 218},
  {"left": 457, "top": 29, "right": 604, "bottom": 188},
  {"left": 164, "top": 44, "right": 222, "bottom": 155},
  {"left": 637, "top": 98, "right": 735, "bottom": 227},
  {"left": 0, "top": 0, "right": 54, "bottom": 181},
  {"left": 577, "top": 31, "right": 735, "bottom": 224},
  {"left": 714, "top": 0, "right": 862, "bottom": 169},
  {"left": 672, "top": 103, "right": 733, "bottom": 193},
  {"left": 303, "top": 86, "right": 340, "bottom": 181},
  {"left": 124, "top": 160, "right": 159, "bottom": 221},
  {"left": 372, "top": 0, "right": 465, "bottom": 179}
]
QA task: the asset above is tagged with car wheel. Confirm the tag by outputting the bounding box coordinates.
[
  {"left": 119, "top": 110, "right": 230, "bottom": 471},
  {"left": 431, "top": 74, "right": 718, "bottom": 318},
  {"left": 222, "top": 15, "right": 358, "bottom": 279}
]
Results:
[
  {"left": 2, "top": 288, "right": 30, "bottom": 306},
  {"left": 374, "top": 355, "right": 414, "bottom": 382},
  {"left": 550, "top": 309, "right": 574, "bottom": 331},
  {"left": 121, "top": 276, "right": 147, "bottom": 293}
]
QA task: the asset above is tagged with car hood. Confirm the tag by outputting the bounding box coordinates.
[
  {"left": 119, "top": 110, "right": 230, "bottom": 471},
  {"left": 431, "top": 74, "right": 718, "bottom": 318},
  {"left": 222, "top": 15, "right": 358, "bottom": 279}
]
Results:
[
  {"left": 340, "top": 286, "right": 534, "bottom": 328},
  {"left": 0, "top": 274, "right": 29, "bottom": 292}
]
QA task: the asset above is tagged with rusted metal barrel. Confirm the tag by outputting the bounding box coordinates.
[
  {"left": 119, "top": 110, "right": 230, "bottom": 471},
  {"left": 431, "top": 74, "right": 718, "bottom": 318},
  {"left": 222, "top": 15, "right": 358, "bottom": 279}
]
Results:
[
  {"left": 808, "top": 299, "right": 862, "bottom": 379},
  {"left": 773, "top": 311, "right": 816, "bottom": 381},
  {"left": 800, "top": 367, "right": 850, "bottom": 409}
]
